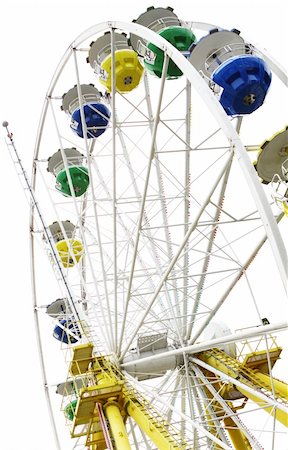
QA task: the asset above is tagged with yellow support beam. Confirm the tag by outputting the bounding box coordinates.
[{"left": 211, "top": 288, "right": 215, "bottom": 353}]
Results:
[
  {"left": 198, "top": 348, "right": 288, "bottom": 428},
  {"left": 252, "top": 372, "right": 288, "bottom": 400},
  {"left": 201, "top": 384, "right": 252, "bottom": 449},
  {"left": 223, "top": 417, "right": 252, "bottom": 450},
  {"left": 126, "top": 399, "right": 184, "bottom": 450},
  {"left": 235, "top": 384, "right": 288, "bottom": 427},
  {"left": 104, "top": 400, "right": 132, "bottom": 450}
]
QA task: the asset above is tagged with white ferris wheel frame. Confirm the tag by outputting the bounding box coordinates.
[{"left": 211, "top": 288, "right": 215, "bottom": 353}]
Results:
[{"left": 29, "top": 20, "right": 288, "bottom": 450}]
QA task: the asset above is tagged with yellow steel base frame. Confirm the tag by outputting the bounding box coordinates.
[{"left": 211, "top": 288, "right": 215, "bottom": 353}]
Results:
[
  {"left": 65, "top": 343, "right": 189, "bottom": 449},
  {"left": 63, "top": 343, "right": 288, "bottom": 449}
]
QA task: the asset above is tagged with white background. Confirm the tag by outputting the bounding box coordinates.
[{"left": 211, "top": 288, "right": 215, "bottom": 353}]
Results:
[{"left": 0, "top": 1, "right": 287, "bottom": 449}]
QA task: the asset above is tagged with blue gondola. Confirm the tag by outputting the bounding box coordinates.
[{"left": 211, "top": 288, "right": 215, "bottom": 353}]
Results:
[
  {"left": 212, "top": 55, "right": 272, "bottom": 115},
  {"left": 70, "top": 102, "right": 111, "bottom": 138},
  {"left": 53, "top": 319, "right": 81, "bottom": 344}
]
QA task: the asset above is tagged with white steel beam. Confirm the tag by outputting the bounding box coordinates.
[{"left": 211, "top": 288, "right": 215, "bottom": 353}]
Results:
[{"left": 121, "top": 322, "right": 287, "bottom": 371}]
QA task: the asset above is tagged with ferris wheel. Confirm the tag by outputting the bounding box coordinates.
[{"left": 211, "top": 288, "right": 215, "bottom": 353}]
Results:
[{"left": 5, "top": 6, "right": 288, "bottom": 450}]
